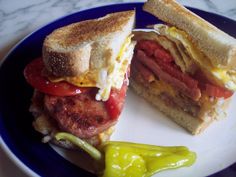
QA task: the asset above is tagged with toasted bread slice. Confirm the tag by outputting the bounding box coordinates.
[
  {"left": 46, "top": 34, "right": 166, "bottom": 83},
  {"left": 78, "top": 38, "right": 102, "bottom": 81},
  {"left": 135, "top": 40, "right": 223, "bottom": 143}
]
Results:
[
  {"left": 143, "top": 0, "right": 236, "bottom": 69},
  {"left": 43, "top": 10, "right": 135, "bottom": 77}
]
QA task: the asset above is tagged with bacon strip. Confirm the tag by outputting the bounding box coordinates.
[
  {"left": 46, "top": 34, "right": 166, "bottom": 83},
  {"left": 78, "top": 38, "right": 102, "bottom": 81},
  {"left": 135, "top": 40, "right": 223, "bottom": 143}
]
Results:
[
  {"left": 132, "top": 59, "right": 155, "bottom": 83},
  {"left": 136, "top": 50, "right": 201, "bottom": 101},
  {"left": 153, "top": 57, "right": 198, "bottom": 89}
]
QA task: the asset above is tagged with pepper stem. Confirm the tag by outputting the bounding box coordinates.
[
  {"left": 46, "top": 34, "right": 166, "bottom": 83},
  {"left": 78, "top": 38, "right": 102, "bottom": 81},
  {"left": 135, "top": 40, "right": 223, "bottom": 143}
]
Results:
[{"left": 54, "top": 132, "right": 102, "bottom": 161}]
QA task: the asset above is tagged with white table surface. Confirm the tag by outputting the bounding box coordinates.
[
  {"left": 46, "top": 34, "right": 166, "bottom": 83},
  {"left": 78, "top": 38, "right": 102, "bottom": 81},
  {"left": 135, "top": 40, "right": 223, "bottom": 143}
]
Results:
[{"left": 0, "top": 0, "right": 236, "bottom": 177}]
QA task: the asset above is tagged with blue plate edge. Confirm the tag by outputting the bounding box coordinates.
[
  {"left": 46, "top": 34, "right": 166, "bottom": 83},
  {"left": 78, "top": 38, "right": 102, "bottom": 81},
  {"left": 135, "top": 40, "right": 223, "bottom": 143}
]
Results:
[
  {"left": 0, "top": 137, "right": 39, "bottom": 177},
  {"left": 0, "top": 2, "right": 235, "bottom": 177}
]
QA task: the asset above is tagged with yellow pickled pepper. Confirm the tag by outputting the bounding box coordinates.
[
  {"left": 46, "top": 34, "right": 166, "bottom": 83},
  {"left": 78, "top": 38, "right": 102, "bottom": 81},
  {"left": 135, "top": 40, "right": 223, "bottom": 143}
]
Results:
[{"left": 55, "top": 133, "right": 196, "bottom": 177}]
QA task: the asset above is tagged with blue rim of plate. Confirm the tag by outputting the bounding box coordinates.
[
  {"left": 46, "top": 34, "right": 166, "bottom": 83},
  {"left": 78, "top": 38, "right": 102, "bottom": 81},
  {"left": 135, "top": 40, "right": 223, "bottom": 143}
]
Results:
[{"left": 0, "top": 2, "right": 236, "bottom": 177}]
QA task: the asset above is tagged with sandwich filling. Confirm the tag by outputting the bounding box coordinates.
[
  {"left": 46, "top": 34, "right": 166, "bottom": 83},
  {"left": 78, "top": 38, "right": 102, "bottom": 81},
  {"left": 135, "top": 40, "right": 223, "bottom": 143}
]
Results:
[
  {"left": 154, "top": 24, "right": 236, "bottom": 91},
  {"left": 131, "top": 28, "right": 234, "bottom": 121},
  {"left": 24, "top": 44, "right": 131, "bottom": 146},
  {"left": 25, "top": 64, "right": 128, "bottom": 146},
  {"left": 49, "top": 35, "right": 135, "bottom": 101}
]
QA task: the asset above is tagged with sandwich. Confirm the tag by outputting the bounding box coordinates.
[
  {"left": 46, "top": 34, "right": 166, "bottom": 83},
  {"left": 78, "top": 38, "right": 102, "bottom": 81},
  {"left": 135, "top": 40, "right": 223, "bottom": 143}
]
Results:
[
  {"left": 130, "top": 0, "right": 236, "bottom": 134},
  {"left": 24, "top": 10, "right": 135, "bottom": 148}
]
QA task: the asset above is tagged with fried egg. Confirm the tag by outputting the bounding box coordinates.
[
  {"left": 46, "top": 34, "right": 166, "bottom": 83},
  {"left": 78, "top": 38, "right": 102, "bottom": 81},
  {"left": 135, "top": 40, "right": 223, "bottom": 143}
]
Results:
[
  {"left": 50, "top": 35, "right": 135, "bottom": 101},
  {"left": 155, "top": 24, "right": 236, "bottom": 91}
]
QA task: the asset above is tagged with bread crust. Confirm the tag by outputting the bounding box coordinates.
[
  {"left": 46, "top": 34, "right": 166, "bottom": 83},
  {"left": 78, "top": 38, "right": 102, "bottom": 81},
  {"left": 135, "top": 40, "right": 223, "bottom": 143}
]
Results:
[
  {"left": 43, "top": 10, "right": 135, "bottom": 77},
  {"left": 143, "top": 0, "right": 236, "bottom": 69},
  {"left": 43, "top": 44, "right": 91, "bottom": 76}
]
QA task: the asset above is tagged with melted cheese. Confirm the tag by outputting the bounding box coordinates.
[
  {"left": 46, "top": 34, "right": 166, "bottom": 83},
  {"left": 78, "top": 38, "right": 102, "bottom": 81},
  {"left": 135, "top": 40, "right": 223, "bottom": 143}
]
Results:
[
  {"left": 161, "top": 26, "right": 236, "bottom": 91},
  {"left": 49, "top": 35, "right": 134, "bottom": 101},
  {"left": 149, "top": 80, "right": 176, "bottom": 97}
]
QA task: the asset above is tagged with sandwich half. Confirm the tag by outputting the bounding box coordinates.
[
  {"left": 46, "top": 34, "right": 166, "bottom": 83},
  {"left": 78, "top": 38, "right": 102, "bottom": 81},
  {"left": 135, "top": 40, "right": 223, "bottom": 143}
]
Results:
[
  {"left": 24, "top": 10, "right": 135, "bottom": 148},
  {"left": 130, "top": 0, "right": 236, "bottom": 134}
]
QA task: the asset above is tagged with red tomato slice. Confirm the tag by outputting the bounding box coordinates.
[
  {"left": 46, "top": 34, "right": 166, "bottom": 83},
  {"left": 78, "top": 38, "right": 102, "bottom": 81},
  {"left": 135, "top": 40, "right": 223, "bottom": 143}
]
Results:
[
  {"left": 136, "top": 40, "right": 160, "bottom": 57},
  {"left": 24, "top": 58, "right": 90, "bottom": 96},
  {"left": 154, "top": 46, "right": 174, "bottom": 63},
  {"left": 105, "top": 81, "right": 128, "bottom": 119},
  {"left": 206, "top": 84, "right": 233, "bottom": 99},
  {"left": 136, "top": 39, "right": 234, "bottom": 99},
  {"left": 137, "top": 39, "right": 174, "bottom": 63},
  {"left": 193, "top": 70, "right": 234, "bottom": 99},
  {"left": 136, "top": 40, "right": 199, "bottom": 90}
]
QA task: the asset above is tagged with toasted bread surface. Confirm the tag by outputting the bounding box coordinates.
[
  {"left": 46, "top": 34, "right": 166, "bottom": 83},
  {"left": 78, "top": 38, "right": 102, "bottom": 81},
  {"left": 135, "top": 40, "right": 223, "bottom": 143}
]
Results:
[
  {"left": 143, "top": 0, "right": 236, "bottom": 69},
  {"left": 43, "top": 10, "right": 135, "bottom": 76}
]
